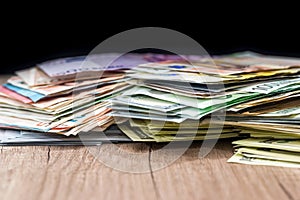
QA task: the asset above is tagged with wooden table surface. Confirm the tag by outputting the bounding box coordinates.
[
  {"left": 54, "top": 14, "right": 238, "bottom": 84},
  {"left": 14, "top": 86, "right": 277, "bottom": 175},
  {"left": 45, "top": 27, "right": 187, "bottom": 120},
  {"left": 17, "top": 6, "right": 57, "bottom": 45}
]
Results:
[{"left": 0, "top": 76, "right": 299, "bottom": 200}]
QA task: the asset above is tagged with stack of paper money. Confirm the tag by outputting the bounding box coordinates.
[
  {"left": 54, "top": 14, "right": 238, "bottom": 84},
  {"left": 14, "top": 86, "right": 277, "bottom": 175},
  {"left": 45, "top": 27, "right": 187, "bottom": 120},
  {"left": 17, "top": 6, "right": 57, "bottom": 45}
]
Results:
[
  {"left": 0, "top": 53, "right": 187, "bottom": 137},
  {"left": 110, "top": 52, "right": 300, "bottom": 144},
  {"left": 1, "top": 51, "right": 300, "bottom": 169}
]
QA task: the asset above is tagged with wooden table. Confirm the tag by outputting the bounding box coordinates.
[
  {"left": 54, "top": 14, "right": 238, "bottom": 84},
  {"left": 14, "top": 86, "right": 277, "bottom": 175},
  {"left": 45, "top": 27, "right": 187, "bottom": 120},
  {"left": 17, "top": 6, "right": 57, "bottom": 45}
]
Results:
[{"left": 0, "top": 76, "right": 299, "bottom": 200}]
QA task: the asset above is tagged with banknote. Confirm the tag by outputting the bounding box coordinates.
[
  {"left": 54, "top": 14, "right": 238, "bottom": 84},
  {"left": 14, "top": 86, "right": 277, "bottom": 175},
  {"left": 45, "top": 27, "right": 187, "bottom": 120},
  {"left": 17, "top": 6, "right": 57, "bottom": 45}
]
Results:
[
  {"left": 221, "top": 68, "right": 300, "bottom": 82},
  {"left": 239, "top": 77, "right": 300, "bottom": 94},
  {"left": 133, "top": 82, "right": 229, "bottom": 98},
  {"left": 233, "top": 138, "right": 300, "bottom": 152},
  {"left": 151, "top": 133, "right": 239, "bottom": 142},
  {"left": 239, "top": 96, "right": 300, "bottom": 115},
  {"left": 129, "top": 118, "right": 222, "bottom": 130},
  {"left": 0, "top": 92, "right": 35, "bottom": 109},
  {"left": 123, "top": 86, "right": 218, "bottom": 109},
  {"left": 0, "top": 86, "right": 33, "bottom": 103},
  {"left": 49, "top": 107, "right": 112, "bottom": 136},
  {"left": 6, "top": 75, "right": 127, "bottom": 99},
  {"left": 16, "top": 66, "right": 126, "bottom": 87},
  {"left": 38, "top": 53, "right": 194, "bottom": 78},
  {"left": 215, "top": 51, "right": 300, "bottom": 68},
  {"left": 227, "top": 153, "right": 300, "bottom": 168},
  {"left": 122, "top": 86, "right": 259, "bottom": 109},
  {"left": 112, "top": 105, "right": 180, "bottom": 116},
  {"left": 229, "top": 136, "right": 300, "bottom": 168},
  {"left": 138, "top": 63, "right": 300, "bottom": 86},
  {"left": 60, "top": 115, "right": 112, "bottom": 136},
  {"left": 117, "top": 122, "right": 156, "bottom": 141},
  {"left": 0, "top": 82, "right": 127, "bottom": 126},
  {"left": 38, "top": 54, "right": 129, "bottom": 78},
  {"left": 239, "top": 130, "right": 300, "bottom": 139},
  {"left": 110, "top": 110, "right": 186, "bottom": 123},
  {"left": 137, "top": 79, "right": 252, "bottom": 94},
  {"left": 223, "top": 121, "right": 300, "bottom": 136},
  {"left": 228, "top": 88, "right": 300, "bottom": 112},
  {"left": 16, "top": 67, "right": 57, "bottom": 86},
  {"left": 31, "top": 82, "right": 129, "bottom": 111},
  {"left": 137, "top": 61, "right": 248, "bottom": 75},
  {"left": 117, "top": 120, "right": 239, "bottom": 142},
  {"left": 111, "top": 95, "right": 186, "bottom": 112},
  {"left": 0, "top": 102, "right": 110, "bottom": 134},
  {"left": 139, "top": 51, "right": 300, "bottom": 76},
  {"left": 3, "top": 83, "right": 45, "bottom": 102},
  {"left": 257, "top": 106, "right": 300, "bottom": 117},
  {"left": 112, "top": 105, "right": 217, "bottom": 119},
  {"left": 127, "top": 71, "right": 226, "bottom": 84},
  {"left": 138, "top": 127, "right": 239, "bottom": 136}
]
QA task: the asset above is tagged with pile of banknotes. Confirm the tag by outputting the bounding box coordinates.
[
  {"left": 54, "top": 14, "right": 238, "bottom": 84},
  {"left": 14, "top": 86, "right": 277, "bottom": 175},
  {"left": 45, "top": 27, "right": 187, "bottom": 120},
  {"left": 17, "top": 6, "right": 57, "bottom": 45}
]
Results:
[
  {"left": 0, "top": 53, "right": 184, "bottom": 136},
  {"left": 0, "top": 51, "right": 300, "bottom": 167}
]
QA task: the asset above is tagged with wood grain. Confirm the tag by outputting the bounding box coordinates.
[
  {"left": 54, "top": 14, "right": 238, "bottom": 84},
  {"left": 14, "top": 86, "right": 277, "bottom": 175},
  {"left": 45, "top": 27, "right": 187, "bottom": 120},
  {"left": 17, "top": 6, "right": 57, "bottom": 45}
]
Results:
[
  {"left": 0, "top": 75, "right": 299, "bottom": 200},
  {"left": 0, "top": 142, "right": 299, "bottom": 200}
]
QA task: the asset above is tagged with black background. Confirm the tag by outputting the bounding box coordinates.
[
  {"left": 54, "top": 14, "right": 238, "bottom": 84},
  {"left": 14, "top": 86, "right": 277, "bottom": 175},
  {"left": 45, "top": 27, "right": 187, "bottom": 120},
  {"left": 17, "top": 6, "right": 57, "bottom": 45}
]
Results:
[{"left": 1, "top": 5, "right": 299, "bottom": 74}]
